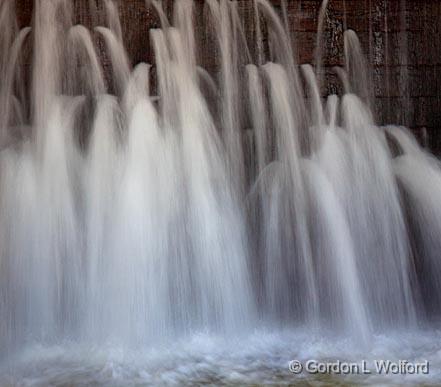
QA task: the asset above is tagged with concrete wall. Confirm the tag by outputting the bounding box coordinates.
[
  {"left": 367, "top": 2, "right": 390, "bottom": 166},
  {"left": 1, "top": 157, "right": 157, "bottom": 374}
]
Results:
[{"left": 15, "top": 0, "right": 441, "bottom": 153}]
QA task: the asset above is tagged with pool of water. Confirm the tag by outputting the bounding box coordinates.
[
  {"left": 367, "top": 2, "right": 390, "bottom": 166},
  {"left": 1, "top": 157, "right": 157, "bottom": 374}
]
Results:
[{"left": 2, "top": 329, "right": 441, "bottom": 386}]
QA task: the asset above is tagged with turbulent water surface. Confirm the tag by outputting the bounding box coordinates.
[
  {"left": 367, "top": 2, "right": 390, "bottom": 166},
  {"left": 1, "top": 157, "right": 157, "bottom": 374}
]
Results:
[{"left": 2, "top": 330, "right": 441, "bottom": 386}]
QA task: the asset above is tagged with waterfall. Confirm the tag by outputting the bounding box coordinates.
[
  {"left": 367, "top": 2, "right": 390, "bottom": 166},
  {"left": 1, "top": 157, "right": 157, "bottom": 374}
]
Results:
[{"left": 0, "top": 0, "right": 440, "bottom": 384}]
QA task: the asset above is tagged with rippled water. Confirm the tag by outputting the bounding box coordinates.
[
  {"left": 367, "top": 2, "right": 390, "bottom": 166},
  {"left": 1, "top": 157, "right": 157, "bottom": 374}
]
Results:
[{"left": 2, "top": 329, "right": 441, "bottom": 386}]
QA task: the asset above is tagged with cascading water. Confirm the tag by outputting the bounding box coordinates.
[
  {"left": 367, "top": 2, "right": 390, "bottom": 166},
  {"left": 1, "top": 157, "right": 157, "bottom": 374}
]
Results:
[{"left": 0, "top": 0, "right": 440, "bottom": 385}]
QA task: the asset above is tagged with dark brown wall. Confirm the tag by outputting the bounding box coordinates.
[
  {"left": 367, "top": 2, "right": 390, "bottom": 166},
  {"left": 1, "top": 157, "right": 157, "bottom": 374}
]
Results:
[{"left": 15, "top": 0, "right": 441, "bottom": 153}]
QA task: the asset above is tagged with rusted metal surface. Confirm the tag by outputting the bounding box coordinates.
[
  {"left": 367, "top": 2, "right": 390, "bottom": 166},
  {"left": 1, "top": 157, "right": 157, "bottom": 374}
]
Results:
[{"left": 14, "top": 0, "right": 441, "bottom": 152}]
